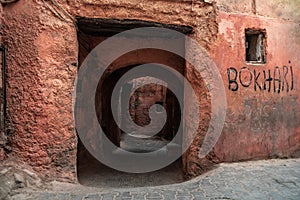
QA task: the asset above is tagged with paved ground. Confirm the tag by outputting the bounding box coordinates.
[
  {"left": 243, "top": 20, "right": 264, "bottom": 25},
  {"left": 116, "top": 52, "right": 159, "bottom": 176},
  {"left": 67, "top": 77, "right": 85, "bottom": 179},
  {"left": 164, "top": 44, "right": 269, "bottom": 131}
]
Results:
[
  {"left": 77, "top": 134, "right": 184, "bottom": 188},
  {"left": 9, "top": 159, "right": 300, "bottom": 200},
  {"left": 78, "top": 159, "right": 184, "bottom": 188}
]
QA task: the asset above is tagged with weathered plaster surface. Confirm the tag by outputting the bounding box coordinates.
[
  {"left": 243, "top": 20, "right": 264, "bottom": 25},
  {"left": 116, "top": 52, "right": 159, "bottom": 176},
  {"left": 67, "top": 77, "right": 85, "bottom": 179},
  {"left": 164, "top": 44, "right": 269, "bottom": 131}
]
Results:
[
  {"left": 209, "top": 10, "right": 300, "bottom": 161},
  {"left": 1, "top": 0, "right": 299, "bottom": 182},
  {"left": 2, "top": 0, "right": 78, "bottom": 181}
]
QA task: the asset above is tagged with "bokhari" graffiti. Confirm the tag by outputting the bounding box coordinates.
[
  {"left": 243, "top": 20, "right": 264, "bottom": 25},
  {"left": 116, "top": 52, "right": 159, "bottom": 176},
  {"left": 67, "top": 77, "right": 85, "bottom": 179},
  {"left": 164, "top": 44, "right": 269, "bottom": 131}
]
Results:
[{"left": 227, "top": 63, "right": 294, "bottom": 93}]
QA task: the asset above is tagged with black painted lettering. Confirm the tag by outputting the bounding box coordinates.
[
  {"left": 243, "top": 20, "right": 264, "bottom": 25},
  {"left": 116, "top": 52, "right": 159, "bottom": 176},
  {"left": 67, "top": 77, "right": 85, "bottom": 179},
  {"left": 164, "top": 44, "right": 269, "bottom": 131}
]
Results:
[
  {"left": 253, "top": 69, "right": 262, "bottom": 91},
  {"left": 263, "top": 69, "right": 273, "bottom": 92},
  {"left": 282, "top": 66, "right": 289, "bottom": 92},
  {"left": 227, "top": 65, "right": 293, "bottom": 93},
  {"left": 239, "top": 67, "right": 253, "bottom": 88},
  {"left": 227, "top": 67, "right": 239, "bottom": 91},
  {"left": 290, "top": 66, "right": 294, "bottom": 91},
  {"left": 273, "top": 66, "right": 281, "bottom": 93}
]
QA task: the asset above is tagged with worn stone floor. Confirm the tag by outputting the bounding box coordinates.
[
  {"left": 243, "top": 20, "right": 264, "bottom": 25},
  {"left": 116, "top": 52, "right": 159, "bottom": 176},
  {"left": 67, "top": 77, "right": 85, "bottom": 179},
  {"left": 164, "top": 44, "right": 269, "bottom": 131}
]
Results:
[
  {"left": 78, "top": 159, "right": 184, "bottom": 188},
  {"left": 8, "top": 158, "right": 300, "bottom": 200},
  {"left": 77, "top": 134, "right": 184, "bottom": 188}
]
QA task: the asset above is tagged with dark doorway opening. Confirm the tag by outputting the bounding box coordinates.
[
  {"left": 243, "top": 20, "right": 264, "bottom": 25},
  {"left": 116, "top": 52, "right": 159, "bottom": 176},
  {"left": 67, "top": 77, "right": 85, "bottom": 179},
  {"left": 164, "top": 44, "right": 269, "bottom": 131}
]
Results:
[{"left": 76, "top": 18, "right": 191, "bottom": 188}]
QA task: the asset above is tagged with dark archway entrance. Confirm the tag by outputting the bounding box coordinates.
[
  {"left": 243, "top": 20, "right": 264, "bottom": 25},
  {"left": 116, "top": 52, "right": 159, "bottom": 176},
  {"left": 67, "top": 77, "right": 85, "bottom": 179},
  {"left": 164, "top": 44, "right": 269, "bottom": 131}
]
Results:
[
  {"left": 76, "top": 18, "right": 192, "bottom": 188},
  {"left": 98, "top": 64, "right": 182, "bottom": 151}
]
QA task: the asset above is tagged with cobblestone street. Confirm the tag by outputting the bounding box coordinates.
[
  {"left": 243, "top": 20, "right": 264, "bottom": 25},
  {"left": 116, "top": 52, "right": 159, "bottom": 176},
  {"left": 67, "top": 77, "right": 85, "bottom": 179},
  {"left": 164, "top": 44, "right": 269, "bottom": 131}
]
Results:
[{"left": 9, "top": 159, "right": 300, "bottom": 200}]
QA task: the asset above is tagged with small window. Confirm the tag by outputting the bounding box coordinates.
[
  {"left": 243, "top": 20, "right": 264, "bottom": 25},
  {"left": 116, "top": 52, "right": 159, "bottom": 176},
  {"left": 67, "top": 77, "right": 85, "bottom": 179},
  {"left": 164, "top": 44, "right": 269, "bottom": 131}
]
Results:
[{"left": 245, "top": 29, "right": 266, "bottom": 63}]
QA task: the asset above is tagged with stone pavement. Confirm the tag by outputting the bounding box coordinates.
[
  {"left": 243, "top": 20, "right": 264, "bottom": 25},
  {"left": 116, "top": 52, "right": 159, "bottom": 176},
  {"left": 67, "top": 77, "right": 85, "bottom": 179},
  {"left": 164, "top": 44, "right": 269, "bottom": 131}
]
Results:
[{"left": 9, "top": 159, "right": 300, "bottom": 200}]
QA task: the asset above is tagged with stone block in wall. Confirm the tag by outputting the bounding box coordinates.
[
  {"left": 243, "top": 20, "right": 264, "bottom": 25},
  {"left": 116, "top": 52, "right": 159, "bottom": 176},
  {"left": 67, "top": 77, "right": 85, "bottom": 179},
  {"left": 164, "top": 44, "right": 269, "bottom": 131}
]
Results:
[
  {"left": 256, "top": 0, "right": 300, "bottom": 22},
  {"left": 216, "top": 0, "right": 253, "bottom": 14}
]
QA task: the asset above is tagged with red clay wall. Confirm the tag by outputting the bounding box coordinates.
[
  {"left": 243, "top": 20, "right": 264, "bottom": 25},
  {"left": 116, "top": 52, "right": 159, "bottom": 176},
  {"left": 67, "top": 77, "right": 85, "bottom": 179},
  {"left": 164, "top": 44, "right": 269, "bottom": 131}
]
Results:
[
  {"left": 2, "top": 1, "right": 78, "bottom": 181},
  {"left": 0, "top": 2, "right": 4, "bottom": 161},
  {"left": 2, "top": 0, "right": 215, "bottom": 181},
  {"left": 209, "top": 1, "right": 300, "bottom": 161},
  {"left": 1, "top": 0, "right": 299, "bottom": 182},
  {"left": 129, "top": 82, "right": 165, "bottom": 127}
]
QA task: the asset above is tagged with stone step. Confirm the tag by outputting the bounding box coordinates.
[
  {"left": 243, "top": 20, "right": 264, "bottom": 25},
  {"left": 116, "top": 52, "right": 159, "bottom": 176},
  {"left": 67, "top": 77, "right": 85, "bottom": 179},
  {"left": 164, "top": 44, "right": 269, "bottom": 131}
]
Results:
[{"left": 112, "top": 142, "right": 181, "bottom": 156}]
